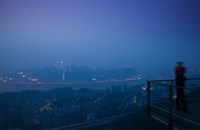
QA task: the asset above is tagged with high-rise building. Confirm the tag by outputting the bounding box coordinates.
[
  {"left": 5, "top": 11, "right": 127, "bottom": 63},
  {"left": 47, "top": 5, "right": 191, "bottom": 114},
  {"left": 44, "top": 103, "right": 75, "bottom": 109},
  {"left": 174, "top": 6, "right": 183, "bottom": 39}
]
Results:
[
  {"left": 60, "top": 61, "right": 64, "bottom": 68},
  {"left": 63, "top": 69, "right": 66, "bottom": 81}
]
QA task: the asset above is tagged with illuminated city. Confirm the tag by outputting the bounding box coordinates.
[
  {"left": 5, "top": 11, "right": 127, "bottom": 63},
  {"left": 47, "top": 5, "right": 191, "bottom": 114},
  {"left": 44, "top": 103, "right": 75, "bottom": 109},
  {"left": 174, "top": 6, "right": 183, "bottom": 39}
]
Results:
[{"left": 1, "top": 0, "right": 200, "bottom": 130}]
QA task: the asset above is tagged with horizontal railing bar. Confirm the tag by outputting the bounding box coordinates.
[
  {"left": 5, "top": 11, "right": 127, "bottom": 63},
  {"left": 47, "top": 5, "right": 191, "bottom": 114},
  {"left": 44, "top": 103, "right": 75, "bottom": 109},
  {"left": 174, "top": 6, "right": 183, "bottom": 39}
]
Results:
[
  {"left": 185, "top": 98, "right": 200, "bottom": 101},
  {"left": 151, "top": 104, "right": 200, "bottom": 127},
  {"left": 52, "top": 112, "right": 135, "bottom": 130},
  {"left": 151, "top": 104, "right": 169, "bottom": 114},
  {"left": 152, "top": 101, "right": 169, "bottom": 104},
  {"left": 148, "top": 79, "right": 174, "bottom": 82},
  {"left": 173, "top": 114, "right": 200, "bottom": 127},
  {"left": 151, "top": 98, "right": 200, "bottom": 104},
  {"left": 150, "top": 115, "right": 168, "bottom": 126},
  {"left": 185, "top": 78, "right": 200, "bottom": 81},
  {"left": 151, "top": 82, "right": 172, "bottom": 87},
  {"left": 151, "top": 82, "right": 200, "bottom": 91},
  {"left": 148, "top": 78, "right": 200, "bottom": 83}
]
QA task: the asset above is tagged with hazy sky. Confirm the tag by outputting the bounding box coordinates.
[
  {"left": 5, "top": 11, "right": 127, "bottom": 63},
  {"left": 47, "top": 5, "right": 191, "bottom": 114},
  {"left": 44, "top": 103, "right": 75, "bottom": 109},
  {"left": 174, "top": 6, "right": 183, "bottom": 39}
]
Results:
[{"left": 1, "top": 0, "right": 200, "bottom": 75}]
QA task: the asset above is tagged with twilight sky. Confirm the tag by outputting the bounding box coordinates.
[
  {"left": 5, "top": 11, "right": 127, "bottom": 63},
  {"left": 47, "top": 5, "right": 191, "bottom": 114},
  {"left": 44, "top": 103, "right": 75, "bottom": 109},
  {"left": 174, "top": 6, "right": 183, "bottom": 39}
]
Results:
[{"left": 0, "top": 0, "right": 200, "bottom": 76}]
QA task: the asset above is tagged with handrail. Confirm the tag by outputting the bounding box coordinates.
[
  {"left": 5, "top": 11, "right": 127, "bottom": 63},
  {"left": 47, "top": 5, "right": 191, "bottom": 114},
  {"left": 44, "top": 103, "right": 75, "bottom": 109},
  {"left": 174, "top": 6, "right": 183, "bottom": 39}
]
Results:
[
  {"left": 148, "top": 78, "right": 200, "bottom": 83},
  {"left": 52, "top": 112, "right": 135, "bottom": 130},
  {"left": 151, "top": 104, "right": 200, "bottom": 127},
  {"left": 147, "top": 78, "right": 200, "bottom": 129},
  {"left": 151, "top": 82, "right": 200, "bottom": 91},
  {"left": 148, "top": 79, "right": 174, "bottom": 82}
]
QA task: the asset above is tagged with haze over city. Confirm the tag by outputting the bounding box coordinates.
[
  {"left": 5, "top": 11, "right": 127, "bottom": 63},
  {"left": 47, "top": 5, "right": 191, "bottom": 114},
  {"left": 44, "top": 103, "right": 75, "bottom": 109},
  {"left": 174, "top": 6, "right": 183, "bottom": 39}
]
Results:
[
  {"left": 1, "top": 1, "right": 200, "bottom": 130},
  {"left": 1, "top": 0, "right": 200, "bottom": 76}
]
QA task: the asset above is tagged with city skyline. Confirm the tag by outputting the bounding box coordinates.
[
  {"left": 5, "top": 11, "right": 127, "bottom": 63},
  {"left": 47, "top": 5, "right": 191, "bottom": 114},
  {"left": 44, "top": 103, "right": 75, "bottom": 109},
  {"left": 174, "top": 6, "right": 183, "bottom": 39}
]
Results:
[{"left": 1, "top": 0, "right": 200, "bottom": 76}]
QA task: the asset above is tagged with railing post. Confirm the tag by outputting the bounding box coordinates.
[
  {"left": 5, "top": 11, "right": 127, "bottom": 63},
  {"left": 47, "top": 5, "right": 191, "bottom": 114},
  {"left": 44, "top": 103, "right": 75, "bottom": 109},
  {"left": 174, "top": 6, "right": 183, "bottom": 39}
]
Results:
[
  {"left": 168, "top": 84, "right": 173, "bottom": 128},
  {"left": 147, "top": 81, "right": 151, "bottom": 116},
  {"left": 171, "top": 80, "right": 174, "bottom": 87}
]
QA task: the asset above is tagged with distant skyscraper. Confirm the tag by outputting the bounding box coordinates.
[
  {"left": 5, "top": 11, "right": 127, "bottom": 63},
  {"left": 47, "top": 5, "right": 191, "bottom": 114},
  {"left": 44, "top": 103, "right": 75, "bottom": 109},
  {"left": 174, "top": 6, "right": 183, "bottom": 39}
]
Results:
[
  {"left": 60, "top": 61, "right": 64, "bottom": 68},
  {"left": 63, "top": 68, "right": 66, "bottom": 81}
]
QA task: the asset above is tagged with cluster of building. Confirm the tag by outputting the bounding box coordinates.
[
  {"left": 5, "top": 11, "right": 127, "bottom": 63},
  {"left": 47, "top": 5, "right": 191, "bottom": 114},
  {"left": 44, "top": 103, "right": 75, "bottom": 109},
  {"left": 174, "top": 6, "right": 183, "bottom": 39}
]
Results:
[
  {"left": 0, "top": 63, "right": 137, "bottom": 83},
  {"left": 0, "top": 84, "right": 146, "bottom": 130},
  {"left": 0, "top": 64, "right": 149, "bottom": 129}
]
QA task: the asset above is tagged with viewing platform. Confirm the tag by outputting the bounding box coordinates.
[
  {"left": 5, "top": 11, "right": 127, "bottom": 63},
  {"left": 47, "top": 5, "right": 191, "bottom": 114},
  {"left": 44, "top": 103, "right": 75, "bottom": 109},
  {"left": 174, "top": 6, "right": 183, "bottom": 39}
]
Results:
[
  {"left": 147, "top": 78, "right": 200, "bottom": 130},
  {"left": 52, "top": 108, "right": 169, "bottom": 130}
]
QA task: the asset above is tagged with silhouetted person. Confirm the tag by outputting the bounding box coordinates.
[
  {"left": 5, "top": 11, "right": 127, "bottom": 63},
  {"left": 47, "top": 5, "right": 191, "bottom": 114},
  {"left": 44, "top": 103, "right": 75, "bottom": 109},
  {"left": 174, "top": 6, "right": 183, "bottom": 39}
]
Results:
[{"left": 174, "top": 62, "right": 191, "bottom": 114}]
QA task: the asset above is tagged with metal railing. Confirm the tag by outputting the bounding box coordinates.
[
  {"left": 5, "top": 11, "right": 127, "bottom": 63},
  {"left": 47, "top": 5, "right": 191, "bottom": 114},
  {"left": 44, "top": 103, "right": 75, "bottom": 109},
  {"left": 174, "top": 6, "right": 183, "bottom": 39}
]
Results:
[
  {"left": 51, "top": 112, "right": 135, "bottom": 130},
  {"left": 147, "top": 78, "right": 200, "bottom": 129}
]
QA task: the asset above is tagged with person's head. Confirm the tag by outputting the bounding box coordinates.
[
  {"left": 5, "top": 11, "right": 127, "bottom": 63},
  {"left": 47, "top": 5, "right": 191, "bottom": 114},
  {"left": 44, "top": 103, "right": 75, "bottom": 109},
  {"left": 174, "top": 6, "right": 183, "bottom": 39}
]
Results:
[{"left": 177, "top": 61, "right": 184, "bottom": 66}]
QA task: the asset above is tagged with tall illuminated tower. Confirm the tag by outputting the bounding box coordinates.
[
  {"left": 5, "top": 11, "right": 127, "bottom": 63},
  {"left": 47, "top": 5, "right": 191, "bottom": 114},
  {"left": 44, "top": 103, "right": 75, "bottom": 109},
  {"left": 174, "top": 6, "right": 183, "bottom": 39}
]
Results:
[
  {"left": 60, "top": 61, "right": 65, "bottom": 81},
  {"left": 61, "top": 61, "right": 64, "bottom": 68},
  {"left": 63, "top": 68, "right": 66, "bottom": 81}
]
